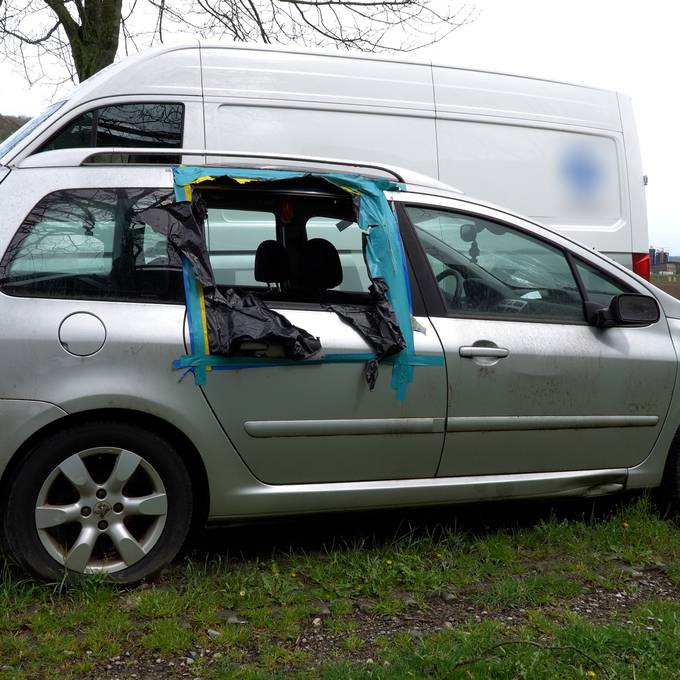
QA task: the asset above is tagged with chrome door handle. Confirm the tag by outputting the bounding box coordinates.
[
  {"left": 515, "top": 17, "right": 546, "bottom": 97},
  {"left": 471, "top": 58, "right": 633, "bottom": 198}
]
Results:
[{"left": 459, "top": 346, "right": 510, "bottom": 358}]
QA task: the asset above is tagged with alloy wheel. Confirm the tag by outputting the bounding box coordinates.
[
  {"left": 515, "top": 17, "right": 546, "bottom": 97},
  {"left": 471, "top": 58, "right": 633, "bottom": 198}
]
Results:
[{"left": 34, "top": 447, "right": 168, "bottom": 574}]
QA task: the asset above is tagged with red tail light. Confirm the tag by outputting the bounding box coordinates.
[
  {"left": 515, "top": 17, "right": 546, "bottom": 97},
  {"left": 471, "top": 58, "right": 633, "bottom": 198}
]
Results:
[{"left": 632, "top": 252, "right": 650, "bottom": 280}]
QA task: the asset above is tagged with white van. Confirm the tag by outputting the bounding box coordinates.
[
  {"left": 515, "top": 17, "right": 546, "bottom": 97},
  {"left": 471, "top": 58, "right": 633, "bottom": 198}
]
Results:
[{"left": 0, "top": 42, "right": 650, "bottom": 276}]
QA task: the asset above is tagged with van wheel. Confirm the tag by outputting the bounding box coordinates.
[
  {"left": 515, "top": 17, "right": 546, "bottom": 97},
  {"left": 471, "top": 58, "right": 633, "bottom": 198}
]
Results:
[{"left": 2, "top": 421, "right": 193, "bottom": 583}]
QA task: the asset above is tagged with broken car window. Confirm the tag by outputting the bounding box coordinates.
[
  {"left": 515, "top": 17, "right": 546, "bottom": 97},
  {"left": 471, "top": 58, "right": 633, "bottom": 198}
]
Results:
[
  {"left": 206, "top": 208, "right": 277, "bottom": 288},
  {"left": 197, "top": 185, "right": 372, "bottom": 303}
]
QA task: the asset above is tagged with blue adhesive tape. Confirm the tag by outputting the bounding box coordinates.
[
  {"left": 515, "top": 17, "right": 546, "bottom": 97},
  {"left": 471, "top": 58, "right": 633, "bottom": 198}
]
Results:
[{"left": 172, "top": 166, "right": 431, "bottom": 399}]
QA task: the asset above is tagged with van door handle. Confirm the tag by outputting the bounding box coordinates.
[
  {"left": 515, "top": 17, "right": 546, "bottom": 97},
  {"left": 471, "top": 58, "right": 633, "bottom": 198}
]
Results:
[{"left": 459, "top": 346, "right": 510, "bottom": 359}]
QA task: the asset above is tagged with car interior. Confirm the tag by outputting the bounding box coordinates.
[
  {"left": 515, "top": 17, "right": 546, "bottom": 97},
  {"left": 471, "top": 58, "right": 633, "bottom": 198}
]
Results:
[
  {"left": 201, "top": 181, "right": 372, "bottom": 306},
  {"left": 413, "top": 220, "right": 587, "bottom": 321}
]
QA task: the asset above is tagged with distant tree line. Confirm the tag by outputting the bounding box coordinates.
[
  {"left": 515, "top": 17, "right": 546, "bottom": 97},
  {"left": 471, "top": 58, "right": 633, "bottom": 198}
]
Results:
[{"left": 0, "top": 114, "right": 29, "bottom": 142}]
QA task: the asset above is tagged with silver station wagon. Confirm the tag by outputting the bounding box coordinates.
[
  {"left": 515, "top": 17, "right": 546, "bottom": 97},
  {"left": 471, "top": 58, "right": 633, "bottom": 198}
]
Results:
[{"left": 1, "top": 147, "right": 679, "bottom": 583}]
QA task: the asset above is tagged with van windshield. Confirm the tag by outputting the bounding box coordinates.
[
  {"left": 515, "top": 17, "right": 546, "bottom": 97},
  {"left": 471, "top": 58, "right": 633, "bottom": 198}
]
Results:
[{"left": 0, "top": 101, "right": 66, "bottom": 162}]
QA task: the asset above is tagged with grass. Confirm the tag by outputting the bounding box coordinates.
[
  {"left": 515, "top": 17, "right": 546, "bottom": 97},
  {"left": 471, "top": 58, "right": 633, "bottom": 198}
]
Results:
[
  {"left": 296, "top": 604, "right": 680, "bottom": 680},
  {"left": 2, "top": 495, "right": 680, "bottom": 678}
]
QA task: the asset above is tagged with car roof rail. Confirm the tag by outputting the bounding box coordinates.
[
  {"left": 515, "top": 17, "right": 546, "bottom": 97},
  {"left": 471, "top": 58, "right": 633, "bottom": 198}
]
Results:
[
  {"left": 16, "top": 147, "right": 409, "bottom": 183},
  {"left": 15, "top": 147, "right": 463, "bottom": 194}
]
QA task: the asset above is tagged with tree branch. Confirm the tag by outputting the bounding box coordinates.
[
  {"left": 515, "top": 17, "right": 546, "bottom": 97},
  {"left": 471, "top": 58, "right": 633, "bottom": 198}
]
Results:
[{"left": 43, "top": 0, "right": 79, "bottom": 41}]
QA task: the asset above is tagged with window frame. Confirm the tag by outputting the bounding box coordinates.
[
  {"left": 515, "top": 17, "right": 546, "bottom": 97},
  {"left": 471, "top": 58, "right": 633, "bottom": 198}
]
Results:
[
  {"left": 396, "top": 201, "right": 634, "bottom": 325},
  {"left": 37, "top": 101, "right": 186, "bottom": 154}
]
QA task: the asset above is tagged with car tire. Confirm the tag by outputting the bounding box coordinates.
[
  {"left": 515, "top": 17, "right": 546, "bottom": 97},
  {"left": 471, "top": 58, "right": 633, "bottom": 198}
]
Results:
[
  {"left": 2, "top": 420, "right": 193, "bottom": 583},
  {"left": 655, "top": 430, "right": 680, "bottom": 515}
]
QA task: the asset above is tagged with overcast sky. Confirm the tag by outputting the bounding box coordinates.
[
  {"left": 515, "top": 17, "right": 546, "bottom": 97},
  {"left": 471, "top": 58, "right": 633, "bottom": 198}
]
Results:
[{"left": 1, "top": 0, "right": 678, "bottom": 251}]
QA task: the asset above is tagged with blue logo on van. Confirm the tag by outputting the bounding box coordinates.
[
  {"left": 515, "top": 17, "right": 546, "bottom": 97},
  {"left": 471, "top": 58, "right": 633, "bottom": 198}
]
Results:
[{"left": 561, "top": 145, "right": 602, "bottom": 196}]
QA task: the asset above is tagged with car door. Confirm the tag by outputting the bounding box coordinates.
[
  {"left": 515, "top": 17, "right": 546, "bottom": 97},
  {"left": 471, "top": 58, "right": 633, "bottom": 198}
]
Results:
[
  {"left": 398, "top": 197, "right": 677, "bottom": 477},
  {"left": 193, "top": 196, "right": 447, "bottom": 485}
]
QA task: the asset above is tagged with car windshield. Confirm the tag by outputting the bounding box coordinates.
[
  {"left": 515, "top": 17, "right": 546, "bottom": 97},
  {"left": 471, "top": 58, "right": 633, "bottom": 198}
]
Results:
[{"left": 0, "top": 101, "right": 66, "bottom": 162}]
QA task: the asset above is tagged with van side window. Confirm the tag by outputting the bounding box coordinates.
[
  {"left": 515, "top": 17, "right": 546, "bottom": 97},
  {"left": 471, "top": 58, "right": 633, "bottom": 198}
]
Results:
[
  {"left": 38, "top": 103, "right": 184, "bottom": 157},
  {"left": 0, "top": 189, "right": 184, "bottom": 304},
  {"left": 42, "top": 110, "right": 94, "bottom": 148}
]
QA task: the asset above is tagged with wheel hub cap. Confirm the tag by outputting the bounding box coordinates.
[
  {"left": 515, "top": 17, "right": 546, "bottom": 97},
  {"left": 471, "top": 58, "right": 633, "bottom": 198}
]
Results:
[
  {"left": 35, "top": 447, "right": 168, "bottom": 574},
  {"left": 94, "top": 501, "right": 111, "bottom": 519}
]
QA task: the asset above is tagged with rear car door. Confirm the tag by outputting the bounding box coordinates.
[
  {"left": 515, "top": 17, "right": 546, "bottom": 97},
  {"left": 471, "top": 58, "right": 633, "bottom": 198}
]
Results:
[
  {"left": 397, "top": 196, "right": 676, "bottom": 477},
  {"left": 193, "top": 190, "right": 447, "bottom": 484}
]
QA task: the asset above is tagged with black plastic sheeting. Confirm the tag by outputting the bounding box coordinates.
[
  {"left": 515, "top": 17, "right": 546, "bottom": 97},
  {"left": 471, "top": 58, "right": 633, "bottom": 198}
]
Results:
[
  {"left": 135, "top": 198, "right": 321, "bottom": 359},
  {"left": 135, "top": 183, "right": 406, "bottom": 387},
  {"left": 328, "top": 278, "right": 406, "bottom": 389},
  {"left": 205, "top": 288, "right": 322, "bottom": 359},
  {"left": 137, "top": 196, "right": 213, "bottom": 285}
]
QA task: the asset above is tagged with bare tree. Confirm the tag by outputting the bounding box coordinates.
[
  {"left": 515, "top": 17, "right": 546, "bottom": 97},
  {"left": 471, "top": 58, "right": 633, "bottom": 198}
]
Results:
[{"left": 0, "top": 0, "right": 476, "bottom": 84}]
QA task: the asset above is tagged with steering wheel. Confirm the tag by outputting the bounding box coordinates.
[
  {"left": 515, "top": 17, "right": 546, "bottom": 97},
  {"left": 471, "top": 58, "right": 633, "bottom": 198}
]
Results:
[{"left": 435, "top": 268, "right": 464, "bottom": 305}]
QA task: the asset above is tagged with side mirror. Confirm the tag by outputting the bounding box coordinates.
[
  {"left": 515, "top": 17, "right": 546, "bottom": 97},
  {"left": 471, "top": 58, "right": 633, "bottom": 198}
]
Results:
[{"left": 585, "top": 293, "right": 660, "bottom": 328}]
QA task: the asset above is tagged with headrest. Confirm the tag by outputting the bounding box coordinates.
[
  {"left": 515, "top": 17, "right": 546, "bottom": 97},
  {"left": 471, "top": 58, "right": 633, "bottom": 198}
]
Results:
[
  {"left": 254, "top": 240, "right": 291, "bottom": 284},
  {"left": 301, "top": 238, "right": 343, "bottom": 290}
]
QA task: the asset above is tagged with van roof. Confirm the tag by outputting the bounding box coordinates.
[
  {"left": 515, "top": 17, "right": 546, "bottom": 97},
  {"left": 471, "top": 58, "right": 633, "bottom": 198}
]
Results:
[
  {"left": 59, "top": 41, "right": 623, "bottom": 119},
  {"left": 68, "top": 41, "right": 617, "bottom": 99},
  {"left": 199, "top": 41, "right": 615, "bottom": 92}
]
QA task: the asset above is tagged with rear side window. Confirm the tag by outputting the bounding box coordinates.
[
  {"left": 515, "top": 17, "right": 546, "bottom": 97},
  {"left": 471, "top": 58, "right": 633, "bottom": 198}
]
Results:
[
  {"left": 38, "top": 103, "right": 184, "bottom": 158},
  {"left": 0, "top": 189, "right": 184, "bottom": 303}
]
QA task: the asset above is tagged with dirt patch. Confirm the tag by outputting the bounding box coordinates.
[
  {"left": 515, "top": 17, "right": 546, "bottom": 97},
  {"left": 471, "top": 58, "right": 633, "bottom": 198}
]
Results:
[
  {"left": 288, "top": 569, "right": 680, "bottom": 667},
  {"left": 91, "top": 567, "right": 680, "bottom": 679},
  {"left": 562, "top": 566, "right": 679, "bottom": 623}
]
